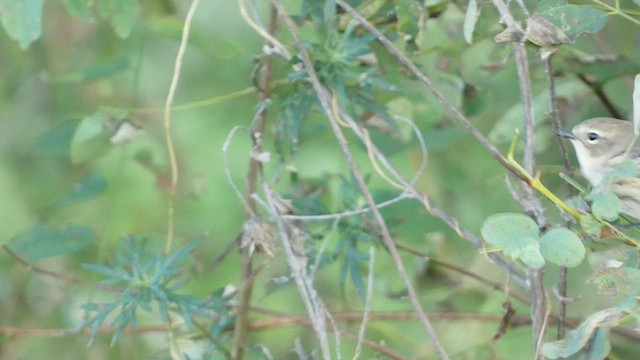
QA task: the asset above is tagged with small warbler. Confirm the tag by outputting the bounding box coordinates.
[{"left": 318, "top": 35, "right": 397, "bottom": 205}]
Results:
[{"left": 557, "top": 117, "right": 640, "bottom": 219}]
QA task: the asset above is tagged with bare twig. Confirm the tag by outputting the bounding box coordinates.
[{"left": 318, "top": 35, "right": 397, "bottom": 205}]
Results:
[
  {"left": 491, "top": 1, "right": 549, "bottom": 356},
  {"left": 258, "top": 186, "right": 332, "bottom": 359},
  {"left": 3, "top": 245, "right": 121, "bottom": 292},
  {"left": 577, "top": 73, "right": 624, "bottom": 119},
  {"left": 281, "top": 116, "right": 426, "bottom": 222},
  {"left": 342, "top": 330, "right": 405, "bottom": 360},
  {"left": 271, "top": 2, "right": 449, "bottom": 358},
  {"left": 231, "top": 4, "right": 279, "bottom": 358},
  {"left": 395, "top": 243, "right": 529, "bottom": 304},
  {"left": 354, "top": 247, "right": 376, "bottom": 359},
  {"left": 544, "top": 54, "right": 572, "bottom": 340},
  {"left": 163, "top": 0, "right": 202, "bottom": 255},
  {"left": 334, "top": 0, "right": 528, "bottom": 185},
  {"left": 333, "top": 0, "right": 527, "bottom": 288},
  {"left": 222, "top": 126, "right": 253, "bottom": 214}
]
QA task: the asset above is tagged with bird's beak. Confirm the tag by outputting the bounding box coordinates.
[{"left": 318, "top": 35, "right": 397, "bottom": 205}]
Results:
[{"left": 555, "top": 129, "right": 576, "bottom": 139}]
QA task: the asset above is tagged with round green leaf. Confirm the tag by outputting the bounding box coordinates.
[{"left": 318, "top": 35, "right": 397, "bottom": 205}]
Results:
[
  {"left": 539, "top": 227, "right": 586, "bottom": 268},
  {"left": 505, "top": 236, "right": 545, "bottom": 270},
  {"left": 590, "top": 192, "right": 621, "bottom": 221},
  {"left": 481, "top": 213, "right": 539, "bottom": 247}
]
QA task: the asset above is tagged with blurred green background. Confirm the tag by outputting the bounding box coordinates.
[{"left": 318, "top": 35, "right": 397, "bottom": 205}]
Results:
[{"left": 2, "top": 0, "right": 640, "bottom": 358}]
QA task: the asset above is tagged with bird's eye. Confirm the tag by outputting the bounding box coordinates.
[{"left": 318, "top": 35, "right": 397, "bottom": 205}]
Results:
[{"left": 587, "top": 132, "right": 599, "bottom": 141}]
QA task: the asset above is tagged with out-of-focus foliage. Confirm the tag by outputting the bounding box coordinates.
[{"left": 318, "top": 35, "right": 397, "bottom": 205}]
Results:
[{"left": 2, "top": 0, "right": 640, "bottom": 358}]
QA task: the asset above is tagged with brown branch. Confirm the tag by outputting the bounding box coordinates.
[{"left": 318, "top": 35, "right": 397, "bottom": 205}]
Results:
[
  {"left": 577, "top": 73, "right": 624, "bottom": 119},
  {"left": 490, "top": 1, "right": 550, "bottom": 356},
  {"left": 3, "top": 245, "right": 121, "bottom": 292},
  {"left": 271, "top": 2, "right": 449, "bottom": 358},
  {"left": 231, "top": 3, "right": 279, "bottom": 359},
  {"left": 342, "top": 330, "right": 405, "bottom": 360},
  {"left": 395, "top": 243, "right": 529, "bottom": 304}
]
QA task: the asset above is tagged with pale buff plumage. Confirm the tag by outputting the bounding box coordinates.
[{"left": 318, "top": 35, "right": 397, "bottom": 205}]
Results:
[{"left": 558, "top": 118, "right": 640, "bottom": 219}]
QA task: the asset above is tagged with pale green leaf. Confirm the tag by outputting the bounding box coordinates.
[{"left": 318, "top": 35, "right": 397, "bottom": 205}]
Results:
[
  {"left": 539, "top": 227, "right": 585, "bottom": 268},
  {"left": 10, "top": 223, "right": 94, "bottom": 261},
  {"left": 537, "top": 0, "right": 607, "bottom": 40},
  {"left": 579, "top": 213, "right": 602, "bottom": 235},
  {"left": 481, "top": 213, "right": 539, "bottom": 247},
  {"left": 97, "top": 0, "right": 138, "bottom": 38},
  {"left": 589, "top": 192, "right": 621, "bottom": 221},
  {"left": 0, "top": 0, "right": 43, "bottom": 49},
  {"left": 70, "top": 113, "right": 112, "bottom": 164},
  {"left": 54, "top": 172, "right": 108, "bottom": 206},
  {"left": 542, "top": 298, "right": 636, "bottom": 358},
  {"left": 508, "top": 237, "right": 545, "bottom": 269},
  {"left": 63, "top": 0, "right": 93, "bottom": 21},
  {"left": 463, "top": 0, "right": 479, "bottom": 44}
]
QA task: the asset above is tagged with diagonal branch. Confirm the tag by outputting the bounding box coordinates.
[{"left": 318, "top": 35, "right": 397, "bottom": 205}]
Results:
[{"left": 271, "top": 1, "right": 450, "bottom": 359}]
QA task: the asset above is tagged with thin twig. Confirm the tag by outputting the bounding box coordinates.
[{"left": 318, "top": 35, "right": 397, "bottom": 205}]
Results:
[
  {"left": 3, "top": 245, "right": 121, "bottom": 292},
  {"left": 577, "top": 73, "right": 624, "bottom": 119},
  {"left": 394, "top": 243, "right": 529, "bottom": 304},
  {"left": 238, "top": 0, "right": 291, "bottom": 61},
  {"left": 334, "top": 0, "right": 527, "bottom": 288},
  {"left": 259, "top": 185, "right": 332, "bottom": 359},
  {"left": 342, "top": 330, "right": 405, "bottom": 360},
  {"left": 334, "top": 0, "right": 528, "bottom": 185},
  {"left": 354, "top": 247, "right": 376, "bottom": 359},
  {"left": 231, "top": 5, "right": 279, "bottom": 357},
  {"left": 222, "top": 126, "right": 253, "bottom": 215},
  {"left": 163, "top": 0, "right": 202, "bottom": 255},
  {"left": 271, "top": 2, "right": 450, "bottom": 358},
  {"left": 491, "top": 2, "right": 548, "bottom": 356},
  {"left": 544, "top": 54, "right": 571, "bottom": 340},
  {"left": 282, "top": 192, "right": 413, "bottom": 221}
]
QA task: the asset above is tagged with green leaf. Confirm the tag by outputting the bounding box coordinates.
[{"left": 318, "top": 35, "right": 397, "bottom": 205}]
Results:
[
  {"left": 0, "top": 0, "right": 44, "bottom": 49},
  {"left": 589, "top": 192, "right": 621, "bottom": 221},
  {"left": 97, "top": 0, "right": 138, "bottom": 38},
  {"left": 542, "top": 298, "right": 637, "bottom": 359},
  {"left": 482, "top": 213, "right": 544, "bottom": 269},
  {"left": 584, "top": 328, "right": 611, "bottom": 360},
  {"left": 481, "top": 213, "right": 539, "bottom": 247},
  {"left": 70, "top": 112, "right": 112, "bottom": 164},
  {"left": 506, "top": 236, "right": 545, "bottom": 269},
  {"left": 35, "top": 121, "right": 77, "bottom": 157},
  {"left": 394, "top": 0, "right": 421, "bottom": 46},
  {"left": 537, "top": 0, "right": 607, "bottom": 40},
  {"left": 10, "top": 223, "right": 94, "bottom": 261},
  {"left": 83, "top": 57, "right": 129, "bottom": 80},
  {"left": 54, "top": 172, "right": 108, "bottom": 206},
  {"left": 539, "top": 227, "right": 586, "bottom": 268},
  {"left": 463, "top": 0, "right": 479, "bottom": 44},
  {"left": 63, "top": 0, "right": 93, "bottom": 21},
  {"left": 589, "top": 267, "right": 640, "bottom": 297},
  {"left": 579, "top": 214, "right": 602, "bottom": 235}
]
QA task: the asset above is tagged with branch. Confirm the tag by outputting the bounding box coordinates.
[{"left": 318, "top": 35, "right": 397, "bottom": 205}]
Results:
[
  {"left": 231, "top": 3, "right": 279, "bottom": 359},
  {"left": 271, "top": 2, "right": 450, "bottom": 358},
  {"left": 3, "top": 245, "right": 121, "bottom": 292},
  {"left": 491, "top": 1, "right": 548, "bottom": 357}
]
